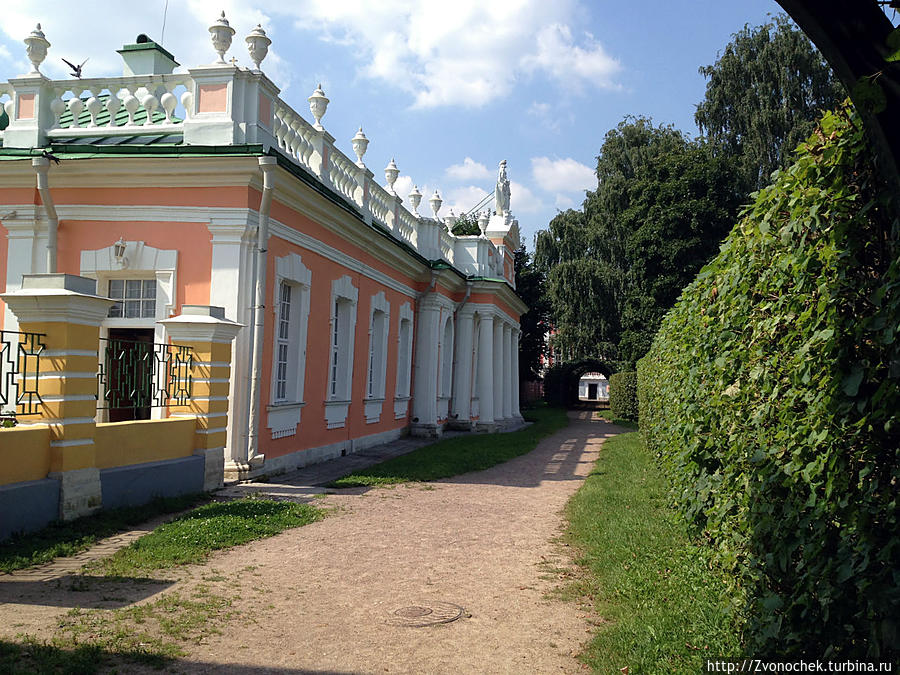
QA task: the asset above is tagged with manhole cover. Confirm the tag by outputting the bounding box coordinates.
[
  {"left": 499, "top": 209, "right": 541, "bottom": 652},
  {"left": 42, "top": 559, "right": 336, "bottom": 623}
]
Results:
[{"left": 388, "top": 602, "right": 464, "bottom": 627}]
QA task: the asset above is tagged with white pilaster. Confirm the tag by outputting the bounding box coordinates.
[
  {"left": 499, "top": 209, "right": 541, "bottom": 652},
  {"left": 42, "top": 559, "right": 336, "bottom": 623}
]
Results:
[
  {"left": 450, "top": 308, "right": 475, "bottom": 429},
  {"left": 493, "top": 318, "right": 504, "bottom": 421},
  {"left": 512, "top": 328, "right": 522, "bottom": 419},
  {"left": 503, "top": 323, "right": 512, "bottom": 419},
  {"left": 476, "top": 313, "right": 495, "bottom": 430},
  {"left": 2, "top": 211, "right": 44, "bottom": 332},
  {"left": 207, "top": 217, "right": 254, "bottom": 469}
]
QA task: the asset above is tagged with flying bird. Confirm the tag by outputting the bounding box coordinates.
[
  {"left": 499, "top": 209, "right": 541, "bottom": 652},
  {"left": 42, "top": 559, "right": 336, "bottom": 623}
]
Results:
[{"left": 61, "top": 57, "right": 88, "bottom": 78}]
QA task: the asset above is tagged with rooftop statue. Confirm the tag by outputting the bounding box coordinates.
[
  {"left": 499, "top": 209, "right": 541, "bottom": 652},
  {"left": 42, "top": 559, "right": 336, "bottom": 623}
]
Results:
[{"left": 495, "top": 159, "right": 510, "bottom": 216}]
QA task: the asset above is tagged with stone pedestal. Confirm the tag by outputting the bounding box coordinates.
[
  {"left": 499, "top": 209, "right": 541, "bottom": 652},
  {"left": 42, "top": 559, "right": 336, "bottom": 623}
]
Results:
[
  {"left": 160, "top": 305, "right": 242, "bottom": 489},
  {"left": 2, "top": 274, "right": 114, "bottom": 520}
]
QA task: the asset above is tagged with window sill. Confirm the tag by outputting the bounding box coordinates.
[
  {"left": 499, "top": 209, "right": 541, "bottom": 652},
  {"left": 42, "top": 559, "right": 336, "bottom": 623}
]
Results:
[{"left": 267, "top": 401, "right": 306, "bottom": 413}]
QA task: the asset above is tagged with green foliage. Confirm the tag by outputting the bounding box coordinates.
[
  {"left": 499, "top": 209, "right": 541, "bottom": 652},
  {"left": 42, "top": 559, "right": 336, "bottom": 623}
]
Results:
[
  {"left": 639, "top": 104, "right": 899, "bottom": 658},
  {"left": 535, "top": 118, "right": 741, "bottom": 366},
  {"left": 451, "top": 212, "right": 480, "bottom": 236},
  {"left": 543, "top": 359, "right": 616, "bottom": 407},
  {"left": 328, "top": 406, "right": 568, "bottom": 487},
  {"left": 609, "top": 371, "right": 638, "bottom": 421},
  {"left": 564, "top": 432, "right": 743, "bottom": 672},
  {"left": 0, "top": 494, "right": 204, "bottom": 573},
  {"left": 696, "top": 15, "right": 845, "bottom": 193},
  {"left": 513, "top": 245, "right": 549, "bottom": 381},
  {"left": 96, "top": 499, "right": 324, "bottom": 575}
]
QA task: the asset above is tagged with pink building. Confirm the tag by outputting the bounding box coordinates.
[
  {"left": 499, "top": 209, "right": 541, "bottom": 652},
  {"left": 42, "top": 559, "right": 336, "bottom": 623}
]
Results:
[{"left": 0, "top": 20, "right": 525, "bottom": 488}]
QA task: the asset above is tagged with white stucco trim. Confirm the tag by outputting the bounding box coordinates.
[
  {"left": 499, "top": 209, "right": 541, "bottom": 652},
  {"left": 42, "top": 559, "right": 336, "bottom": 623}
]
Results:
[{"left": 267, "top": 253, "right": 312, "bottom": 439}]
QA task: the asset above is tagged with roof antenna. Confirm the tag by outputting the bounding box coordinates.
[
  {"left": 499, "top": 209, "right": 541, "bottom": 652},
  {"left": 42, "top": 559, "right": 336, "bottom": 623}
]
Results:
[{"left": 160, "top": 0, "right": 169, "bottom": 44}]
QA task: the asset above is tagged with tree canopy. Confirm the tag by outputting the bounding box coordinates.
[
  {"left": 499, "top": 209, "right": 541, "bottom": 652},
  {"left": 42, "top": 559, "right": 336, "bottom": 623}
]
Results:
[
  {"left": 535, "top": 15, "right": 842, "bottom": 369},
  {"left": 535, "top": 118, "right": 741, "bottom": 367},
  {"left": 695, "top": 15, "right": 845, "bottom": 193}
]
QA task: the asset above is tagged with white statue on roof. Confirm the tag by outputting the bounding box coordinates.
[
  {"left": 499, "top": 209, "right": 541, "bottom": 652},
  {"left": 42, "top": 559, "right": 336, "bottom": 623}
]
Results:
[{"left": 494, "top": 159, "right": 510, "bottom": 216}]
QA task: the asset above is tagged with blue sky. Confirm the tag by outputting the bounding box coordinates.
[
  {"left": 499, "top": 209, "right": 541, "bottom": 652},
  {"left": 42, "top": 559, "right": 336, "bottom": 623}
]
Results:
[{"left": 2, "top": 0, "right": 783, "bottom": 248}]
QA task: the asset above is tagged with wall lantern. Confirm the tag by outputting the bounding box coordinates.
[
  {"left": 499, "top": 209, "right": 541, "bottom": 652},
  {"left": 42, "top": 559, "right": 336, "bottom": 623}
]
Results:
[{"left": 113, "top": 237, "right": 128, "bottom": 267}]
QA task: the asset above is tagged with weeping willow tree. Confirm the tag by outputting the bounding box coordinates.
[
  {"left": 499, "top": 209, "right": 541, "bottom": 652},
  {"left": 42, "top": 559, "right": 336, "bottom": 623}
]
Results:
[
  {"left": 695, "top": 14, "right": 845, "bottom": 193},
  {"left": 535, "top": 118, "right": 741, "bottom": 367}
]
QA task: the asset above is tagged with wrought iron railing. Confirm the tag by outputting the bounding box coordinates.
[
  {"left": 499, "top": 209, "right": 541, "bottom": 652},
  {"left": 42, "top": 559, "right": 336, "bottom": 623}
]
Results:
[
  {"left": 97, "top": 337, "right": 193, "bottom": 410},
  {"left": 0, "top": 329, "right": 46, "bottom": 419}
]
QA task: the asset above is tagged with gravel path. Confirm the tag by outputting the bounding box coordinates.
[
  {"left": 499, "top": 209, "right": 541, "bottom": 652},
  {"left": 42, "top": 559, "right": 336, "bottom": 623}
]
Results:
[{"left": 0, "top": 411, "right": 623, "bottom": 674}]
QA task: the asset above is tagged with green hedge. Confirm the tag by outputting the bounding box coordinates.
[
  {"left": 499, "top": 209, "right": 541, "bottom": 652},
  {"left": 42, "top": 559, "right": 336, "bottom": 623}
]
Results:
[
  {"left": 639, "top": 104, "right": 899, "bottom": 658},
  {"left": 609, "top": 371, "right": 638, "bottom": 421}
]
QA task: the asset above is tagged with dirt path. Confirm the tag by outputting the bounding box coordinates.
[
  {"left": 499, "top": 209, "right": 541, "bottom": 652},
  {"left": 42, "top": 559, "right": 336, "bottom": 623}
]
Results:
[{"left": 1, "top": 411, "right": 624, "bottom": 674}]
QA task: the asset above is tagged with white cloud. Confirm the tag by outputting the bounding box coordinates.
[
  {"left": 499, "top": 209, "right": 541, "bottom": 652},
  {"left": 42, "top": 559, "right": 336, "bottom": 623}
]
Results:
[
  {"left": 444, "top": 185, "right": 492, "bottom": 217},
  {"left": 531, "top": 156, "right": 596, "bottom": 193},
  {"left": 3, "top": 1, "right": 620, "bottom": 109},
  {"left": 510, "top": 181, "right": 542, "bottom": 214},
  {"left": 445, "top": 157, "right": 491, "bottom": 182},
  {"left": 284, "top": 0, "right": 620, "bottom": 108},
  {"left": 521, "top": 24, "right": 621, "bottom": 92},
  {"left": 555, "top": 193, "right": 575, "bottom": 209}
]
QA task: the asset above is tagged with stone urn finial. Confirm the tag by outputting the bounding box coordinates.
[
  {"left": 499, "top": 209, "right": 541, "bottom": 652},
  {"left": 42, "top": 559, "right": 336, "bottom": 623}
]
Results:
[
  {"left": 408, "top": 185, "right": 422, "bottom": 214},
  {"left": 351, "top": 127, "right": 369, "bottom": 167},
  {"left": 24, "top": 23, "right": 50, "bottom": 75},
  {"left": 429, "top": 190, "right": 442, "bottom": 219},
  {"left": 245, "top": 24, "right": 271, "bottom": 70},
  {"left": 478, "top": 210, "right": 489, "bottom": 237},
  {"left": 308, "top": 83, "right": 329, "bottom": 130},
  {"left": 209, "top": 11, "right": 235, "bottom": 64},
  {"left": 384, "top": 158, "right": 399, "bottom": 194}
]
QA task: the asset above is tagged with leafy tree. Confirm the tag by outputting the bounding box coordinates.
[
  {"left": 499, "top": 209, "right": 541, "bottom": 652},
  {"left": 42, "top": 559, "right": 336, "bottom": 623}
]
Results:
[
  {"left": 535, "top": 209, "right": 621, "bottom": 362},
  {"left": 695, "top": 14, "right": 845, "bottom": 193},
  {"left": 512, "top": 245, "right": 549, "bottom": 381},
  {"left": 536, "top": 118, "right": 741, "bottom": 367},
  {"left": 451, "top": 213, "right": 480, "bottom": 236}
]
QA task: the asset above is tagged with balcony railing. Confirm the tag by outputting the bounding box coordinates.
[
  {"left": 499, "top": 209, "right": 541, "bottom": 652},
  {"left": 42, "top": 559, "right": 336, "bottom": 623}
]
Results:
[{"left": 97, "top": 337, "right": 193, "bottom": 411}]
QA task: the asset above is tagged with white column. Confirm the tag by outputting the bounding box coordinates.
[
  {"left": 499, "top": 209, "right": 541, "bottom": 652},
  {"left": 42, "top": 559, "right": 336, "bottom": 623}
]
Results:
[
  {"left": 411, "top": 300, "right": 441, "bottom": 436},
  {"left": 493, "top": 318, "right": 504, "bottom": 421},
  {"left": 512, "top": 328, "right": 522, "bottom": 418},
  {"left": 502, "top": 323, "right": 512, "bottom": 419},
  {"left": 476, "top": 313, "right": 495, "bottom": 429},
  {"left": 451, "top": 308, "right": 475, "bottom": 428}
]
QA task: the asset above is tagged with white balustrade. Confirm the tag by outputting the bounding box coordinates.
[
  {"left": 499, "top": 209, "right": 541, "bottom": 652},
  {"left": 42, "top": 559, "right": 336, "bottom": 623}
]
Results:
[
  {"left": 397, "top": 209, "right": 419, "bottom": 249},
  {"left": 41, "top": 74, "right": 192, "bottom": 136},
  {"left": 328, "top": 148, "right": 361, "bottom": 206},
  {"left": 0, "top": 15, "right": 519, "bottom": 283},
  {"left": 440, "top": 229, "right": 454, "bottom": 263}
]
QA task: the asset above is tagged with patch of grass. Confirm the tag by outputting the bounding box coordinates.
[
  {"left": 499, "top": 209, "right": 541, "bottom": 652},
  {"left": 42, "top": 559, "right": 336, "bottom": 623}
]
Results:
[
  {"left": 564, "top": 432, "right": 743, "bottom": 673},
  {"left": 593, "top": 409, "right": 638, "bottom": 429},
  {"left": 328, "top": 406, "right": 569, "bottom": 487},
  {"left": 0, "top": 494, "right": 206, "bottom": 574},
  {"left": 3, "top": 584, "right": 240, "bottom": 673},
  {"left": 94, "top": 498, "right": 324, "bottom": 576}
]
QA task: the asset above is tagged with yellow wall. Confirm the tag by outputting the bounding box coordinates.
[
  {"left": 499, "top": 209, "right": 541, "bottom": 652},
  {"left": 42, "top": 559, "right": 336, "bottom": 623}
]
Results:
[
  {"left": 0, "top": 425, "right": 51, "bottom": 485},
  {"left": 94, "top": 418, "right": 196, "bottom": 469}
]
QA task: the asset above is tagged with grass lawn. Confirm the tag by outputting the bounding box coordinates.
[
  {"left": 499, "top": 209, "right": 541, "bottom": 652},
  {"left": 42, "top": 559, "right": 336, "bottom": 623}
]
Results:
[
  {"left": 592, "top": 408, "right": 638, "bottom": 429},
  {"left": 564, "top": 431, "right": 743, "bottom": 673},
  {"left": 328, "top": 405, "right": 569, "bottom": 488},
  {"left": 95, "top": 498, "right": 325, "bottom": 576},
  {"left": 0, "top": 493, "right": 206, "bottom": 573}
]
